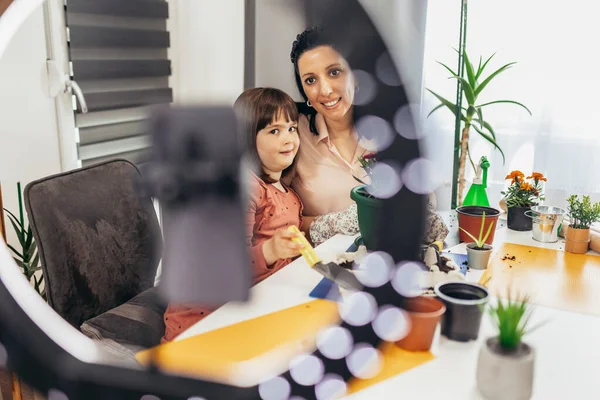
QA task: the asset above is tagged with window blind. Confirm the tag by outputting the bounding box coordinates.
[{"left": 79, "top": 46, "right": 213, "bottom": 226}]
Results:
[{"left": 65, "top": 0, "right": 172, "bottom": 166}]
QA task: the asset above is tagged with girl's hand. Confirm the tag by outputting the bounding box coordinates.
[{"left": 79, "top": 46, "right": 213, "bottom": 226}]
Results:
[{"left": 262, "top": 228, "right": 304, "bottom": 266}]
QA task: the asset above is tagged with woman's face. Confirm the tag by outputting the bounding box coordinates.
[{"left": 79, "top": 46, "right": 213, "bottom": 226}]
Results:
[
  {"left": 256, "top": 113, "right": 299, "bottom": 177},
  {"left": 297, "top": 45, "right": 355, "bottom": 123}
]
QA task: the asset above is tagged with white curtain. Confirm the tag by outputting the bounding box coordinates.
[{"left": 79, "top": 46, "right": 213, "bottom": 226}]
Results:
[{"left": 421, "top": 0, "right": 600, "bottom": 212}]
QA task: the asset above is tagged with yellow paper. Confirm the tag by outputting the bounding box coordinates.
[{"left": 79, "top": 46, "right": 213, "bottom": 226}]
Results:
[
  {"left": 137, "top": 299, "right": 435, "bottom": 392},
  {"left": 480, "top": 243, "right": 600, "bottom": 316},
  {"left": 348, "top": 342, "right": 434, "bottom": 393}
]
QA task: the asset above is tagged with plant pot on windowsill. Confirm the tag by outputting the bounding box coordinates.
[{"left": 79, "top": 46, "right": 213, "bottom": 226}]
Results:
[
  {"left": 565, "top": 226, "right": 590, "bottom": 254},
  {"left": 507, "top": 205, "right": 533, "bottom": 231},
  {"left": 350, "top": 185, "right": 383, "bottom": 249},
  {"left": 476, "top": 337, "right": 535, "bottom": 400}
]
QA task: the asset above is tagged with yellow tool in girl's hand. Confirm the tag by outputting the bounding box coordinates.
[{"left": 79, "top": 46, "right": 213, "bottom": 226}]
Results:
[{"left": 288, "top": 226, "right": 362, "bottom": 291}]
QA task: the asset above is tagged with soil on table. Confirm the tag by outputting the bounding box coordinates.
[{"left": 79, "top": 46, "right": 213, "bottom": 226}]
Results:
[
  {"left": 337, "top": 261, "right": 354, "bottom": 270},
  {"left": 438, "top": 255, "right": 456, "bottom": 273}
]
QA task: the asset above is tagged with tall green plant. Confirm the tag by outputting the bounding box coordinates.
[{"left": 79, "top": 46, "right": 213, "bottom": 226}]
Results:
[
  {"left": 428, "top": 49, "right": 532, "bottom": 206},
  {"left": 3, "top": 183, "right": 46, "bottom": 300}
]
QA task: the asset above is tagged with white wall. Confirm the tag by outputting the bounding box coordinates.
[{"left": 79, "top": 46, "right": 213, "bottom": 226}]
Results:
[
  {"left": 167, "top": 0, "right": 245, "bottom": 106},
  {"left": 358, "top": 0, "right": 428, "bottom": 107},
  {"left": 254, "top": 0, "right": 305, "bottom": 100},
  {"left": 0, "top": 3, "right": 62, "bottom": 242}
]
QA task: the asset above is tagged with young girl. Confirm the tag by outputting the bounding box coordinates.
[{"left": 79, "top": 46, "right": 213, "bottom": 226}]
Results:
[{"left": 161, "top": 87, "right": 304, "bottom": 342}]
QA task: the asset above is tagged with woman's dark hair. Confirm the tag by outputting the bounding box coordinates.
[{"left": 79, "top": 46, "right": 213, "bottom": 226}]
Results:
[
  {"left": 290, "top": 26, "right": 342, "bottom": 136},
  {"left": 234, "top": 87, "right": 299, "bottom": 184}
]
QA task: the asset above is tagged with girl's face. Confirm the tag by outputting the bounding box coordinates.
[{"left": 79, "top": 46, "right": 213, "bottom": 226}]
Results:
[
  {"left": 256, "top": 112, "right": 299, "bottom": 177},
  {"left": 297, "top": 45, "right": 355, "bottom": 123}
]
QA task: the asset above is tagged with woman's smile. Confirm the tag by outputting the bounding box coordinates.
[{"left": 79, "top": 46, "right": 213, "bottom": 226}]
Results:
[{"left": 321, "top": 97, "right": 342, "bottom": 109}]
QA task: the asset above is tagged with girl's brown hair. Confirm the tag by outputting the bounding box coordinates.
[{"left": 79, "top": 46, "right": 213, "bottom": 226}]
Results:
[{"left": 234, "top": 88, "right": 299, "bottom": 184}]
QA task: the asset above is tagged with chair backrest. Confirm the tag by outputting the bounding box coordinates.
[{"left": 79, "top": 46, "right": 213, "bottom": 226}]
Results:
[{"left": 24, "top": 160, "right": 162, "bottom": 328}]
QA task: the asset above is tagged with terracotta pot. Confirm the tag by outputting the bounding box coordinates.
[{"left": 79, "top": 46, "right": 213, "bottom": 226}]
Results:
[
  {"left": 565, "top": 226, "right": 590, "bottom": 254},
  {"left": 456, "top": 206, "right": 500, "bottom": 245},
  {"left": 395, "top": 296, "right": 445, "bottom": 352},
  {"left": 476, "top": 337, "right": 535, "bottom": 400}
]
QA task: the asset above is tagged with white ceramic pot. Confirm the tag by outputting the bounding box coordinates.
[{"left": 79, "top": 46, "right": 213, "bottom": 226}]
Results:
[
  {"left": 466, "top": 243, "right": 492, "bottom": 270},
  {"left": 476, "top": 337, "right": 535, "bottom": 400}
]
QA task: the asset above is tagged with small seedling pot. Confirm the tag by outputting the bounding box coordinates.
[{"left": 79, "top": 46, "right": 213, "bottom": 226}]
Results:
[
  {"left": 434, "top": 281, "right": 489, "bottom": 342},
  {"left": 466, "top": 243, "right": 493, "bottom": 270}
]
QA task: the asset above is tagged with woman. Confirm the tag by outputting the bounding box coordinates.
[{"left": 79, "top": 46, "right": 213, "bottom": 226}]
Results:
[{"left": 289, "top": 26, "right": 448, "bottom": 247}]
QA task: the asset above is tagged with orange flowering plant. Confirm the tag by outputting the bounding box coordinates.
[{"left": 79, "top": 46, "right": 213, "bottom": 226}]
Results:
[{"left": 501, "top": 171, "right": 546, "bottom": 208}]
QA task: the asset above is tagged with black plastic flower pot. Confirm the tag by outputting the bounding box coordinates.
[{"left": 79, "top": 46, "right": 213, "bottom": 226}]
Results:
[
  {"left": 434, "top": 282, "right": 489, "bottom": 342},
  {"left": 507, "top": 206, "right": 532, "bottom": 231}
]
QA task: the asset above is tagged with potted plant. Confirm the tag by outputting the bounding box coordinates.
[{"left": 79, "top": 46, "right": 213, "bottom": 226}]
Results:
[
  {"left": 428, "top": 49, "right": 531, "bottom": 207},
  {"left": 456, "top": 205, "right": 500, "bottom": 245},
  {"left": 501, "top": 171, "right": 546, "bottom": 231},
  {"left": 476, "top": 293, "right": 538, "bottom": 400},
  {"left": 351, "top": 152, "right": 383, "bottom": 249},
  {"left": 3, "top": 182, "right": 46, "bottom": 300},
  {"left": 564, "top": 195, "right": 600, "bottom": 254},
  {"left": 460, "top": 211, "right": 494, "bottom": 270}
]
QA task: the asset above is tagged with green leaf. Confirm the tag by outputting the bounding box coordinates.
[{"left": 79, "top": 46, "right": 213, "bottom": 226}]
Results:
[
  {"left": 475, "top": 52, "right": 496, "bottom": 81},
  {"left": 26, "top": 241, "right": 37, "bottom": 261},
  {"left": 3, "top": 208, "right": 24, "bottom": 230},
  {"left": 426, "top": 89, "right": 467, "bottom": 122},
  {"left": 448, "top": 76, "right": 476, "bottom": 105},
  {"left": 459, "top": 227, "right": 480, "bottom": 245},
  {"left": 6, "top": 215, "right": 25, "bottom": 247},
  {"left": 476, "top": 107, "right": 484, "bottom": 129},
  {"left": 353, "top": 176, "right": 367, "bottom": 185},
  {"left": 474, "top": 62, "right": 516, "bottom": 97},
  {"left": 463, "top": 50, "right": 477, "bottom": 89},
  {"left": 481, "top": 218, "right": 496, "bottom": 244},
  {"left": 478, "top": 214, "right": 486, "bottom": 246},
  {"left": 472, "top": 124, "right": 506, "bottom": 164},
  {"left": 481, "top": 120, "right": 496, "bottom": 141},
  {"left": 25, "top": 225, "right": 33, "bottom": 251},
  {"left": 427, "top": 103, "right": 445, "bottom": 118},
  {"left": 436, "top": 61, "right": 458, "bottom": 77},
  {"left": 476, "top": 55, "right": 482, "bottom": 80},
  {"left": 13, "top": 258, "right": 27, "bottom": 272},
  {"left": 476, "top": 100, "right": 532, "bottom": 115},
  {"left": 472, "top": 118, "right": 497, "bottom": 141},
  {"left": 31, "top": 252, "right": 40, "bottom": 270},
  {"left": 7, "top": 243, "right": 24, "bottom": 259}
]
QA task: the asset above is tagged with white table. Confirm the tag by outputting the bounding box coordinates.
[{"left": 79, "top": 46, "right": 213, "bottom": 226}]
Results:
[{"left": 178, "top": 228, "right": 600, "bottom": 399}]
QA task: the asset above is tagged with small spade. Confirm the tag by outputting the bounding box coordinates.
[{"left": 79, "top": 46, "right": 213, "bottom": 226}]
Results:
[{"left": 288, "top": 226, "right": 362, "bottom": 291}]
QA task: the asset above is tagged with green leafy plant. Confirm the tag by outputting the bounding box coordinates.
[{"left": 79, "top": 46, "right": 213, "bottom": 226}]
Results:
[
  {"left": 353, "top": 152, "right": 377, "bottom": 185},
  {"left": 459, "top": 211, "right": 494, "bottom": 249},
  {"left": 501, "top": 171, "right": 546, "bottom": 208},
  {"left": 427, "top": 49, "right": 532, "bottom": 206},
  {"left": 566, "top": 195, "right": 600, "bottom": 229},
  {"left": 353, "top": 152, "right": 378, "bottom": 198},
  {"left": 488, "top": 292, "right": 536, "bottom": 351},
  {"left": 3, "top": 183, "right": 46, "bottom": 300}
]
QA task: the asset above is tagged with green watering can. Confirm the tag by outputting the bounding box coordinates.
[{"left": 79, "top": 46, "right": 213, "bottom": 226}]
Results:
[{"left": 463, "top": 156, "right": 490, "bottom": 207}]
